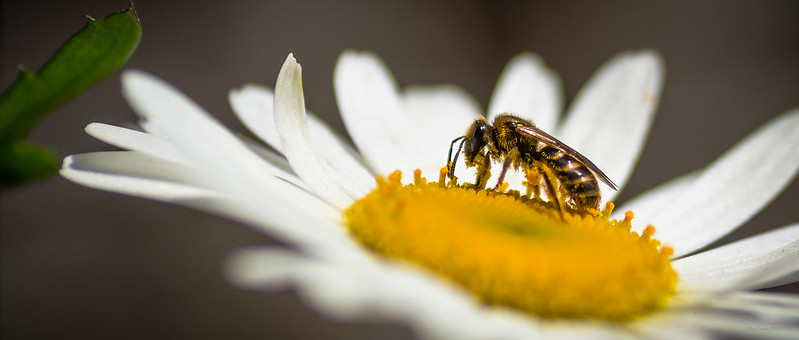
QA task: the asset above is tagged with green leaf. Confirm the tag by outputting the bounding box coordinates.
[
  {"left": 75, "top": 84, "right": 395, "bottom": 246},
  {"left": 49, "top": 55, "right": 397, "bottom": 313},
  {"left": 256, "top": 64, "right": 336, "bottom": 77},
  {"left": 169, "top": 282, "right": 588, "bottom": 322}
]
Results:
[{"left": 0, "top": 8, "right": 141, "bottom": 189}]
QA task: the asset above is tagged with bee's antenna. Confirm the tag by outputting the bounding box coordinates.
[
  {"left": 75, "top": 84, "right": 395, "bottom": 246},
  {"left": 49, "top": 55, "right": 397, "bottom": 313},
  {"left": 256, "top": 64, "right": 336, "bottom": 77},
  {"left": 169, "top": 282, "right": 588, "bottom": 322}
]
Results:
[{"left": 447, "top": 136, "right": 466, "bottom": 179}]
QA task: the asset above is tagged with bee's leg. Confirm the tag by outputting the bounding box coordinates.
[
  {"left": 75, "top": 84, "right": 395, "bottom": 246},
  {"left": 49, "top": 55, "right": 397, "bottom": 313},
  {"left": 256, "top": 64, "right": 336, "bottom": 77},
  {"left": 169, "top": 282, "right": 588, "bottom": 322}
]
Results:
[
  {"left": 539, "top": 168, "right": 565, "bottom": 218},
  {"left": 447, "top": 136, "right": 466, "bottom": 180},
  {"left": 475, "top": 152, "right": 491, "bottom": 190},
  {"left": 492, "top": 158, "right": 512, "bottom": 191}
]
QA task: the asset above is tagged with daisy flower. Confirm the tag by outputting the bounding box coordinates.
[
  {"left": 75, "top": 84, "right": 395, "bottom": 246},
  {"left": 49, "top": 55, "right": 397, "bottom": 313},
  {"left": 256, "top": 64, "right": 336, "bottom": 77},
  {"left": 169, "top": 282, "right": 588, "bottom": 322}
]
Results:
[{"left": 61, "top": 50, "right": 799, "bottom": 339}]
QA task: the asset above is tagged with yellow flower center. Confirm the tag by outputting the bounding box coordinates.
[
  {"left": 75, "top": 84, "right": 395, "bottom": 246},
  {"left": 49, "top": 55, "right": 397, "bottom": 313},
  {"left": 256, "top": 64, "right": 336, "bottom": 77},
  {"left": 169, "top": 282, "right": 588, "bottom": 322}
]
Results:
[{"left": 343, "top": 169, "right": 677, "bottom": 322}]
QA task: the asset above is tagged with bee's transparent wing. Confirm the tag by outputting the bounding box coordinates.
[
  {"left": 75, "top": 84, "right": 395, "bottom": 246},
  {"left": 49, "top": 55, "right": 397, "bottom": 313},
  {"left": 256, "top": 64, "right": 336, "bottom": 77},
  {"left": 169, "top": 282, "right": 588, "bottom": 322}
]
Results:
[{"left": 515, "top": 125, "right": 618, "bottom": 190}]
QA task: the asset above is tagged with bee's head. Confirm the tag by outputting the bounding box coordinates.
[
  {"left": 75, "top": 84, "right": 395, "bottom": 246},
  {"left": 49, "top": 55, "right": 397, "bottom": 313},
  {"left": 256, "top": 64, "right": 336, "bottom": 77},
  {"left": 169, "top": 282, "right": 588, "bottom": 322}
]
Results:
[
  {"left": 446, "top": 116, "right": 492, "bottom": 179},
  {"left": 463, "top": 116, "right": 492, "bottom": 165}
]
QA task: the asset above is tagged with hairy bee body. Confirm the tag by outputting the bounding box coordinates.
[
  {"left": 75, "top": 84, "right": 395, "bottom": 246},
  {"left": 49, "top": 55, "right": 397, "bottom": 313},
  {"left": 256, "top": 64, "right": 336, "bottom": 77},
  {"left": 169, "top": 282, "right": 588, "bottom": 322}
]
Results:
[{"left": 448, "top": 114, "right": 616, "bottom": 214}]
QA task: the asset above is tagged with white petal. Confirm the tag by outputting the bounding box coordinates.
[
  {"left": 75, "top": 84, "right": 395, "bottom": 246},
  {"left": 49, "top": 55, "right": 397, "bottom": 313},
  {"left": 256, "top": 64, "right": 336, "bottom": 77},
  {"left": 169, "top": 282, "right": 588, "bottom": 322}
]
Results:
[
  {"left": 62, "top": 151, "right": 353, "bottom": 251},
  {"left": 121, "top": 70, "right": 338, "bottom": 220},
  {"left": 240, "top": 137, "right": 308, "bottom": 190},
  {"left": 645, "top": 109, "right": 799, "bottom": 257},
  {"left": 226, "top": 248, "right": 473, "bottom": 335},
  {"left": 639, "top": 292, "right": 799, "bottom": 338},
  {"left": 401, "top": 84, "right": 482, "bottom": 179},
  {"left": 226, "top": 248, "right": 317, "bottom": 291},
  {"left": 61, "top": 151, "right": 215, "bottom": 200},
  {"left": 226, "top": 247, "right": 553, "bottom": 339},
  {"left": 699, "top": 292, "right": 799, "bottom": 322},
  {"left": 558, "top": 50, "right": 664, "bottom": 201},
  {"left": 228, "top": 84, "right": 281, "bottom": 149},
  {"left": 539, "top": 323, "right": 631, "bottom": 340},
  {"left": 758, "top": 270, "right": 799, "bottom": 289},
  {"left": 612, "top": 171, "right": 699, "bottom": 220},
  {"left": 274, "top": 54, "right": 353, "bottom": 208},
  {"left": 334, "top": 50, "right": 414, "bottom": 176},
  {"left": 200, "top": 198, "right": 356, "bottom": 254},
  {"left": 306, "top": 115, "right": 376, "bottom": 199},
  {"left": 87, "top": 121, "right": 313, "bottom": 194},
  {"left": 85, "top": 123, "right": 183, "bottom": 162},
  {"left": 673, "top": 223, "right": 799, "bottom": 293},
  {"left": 487, "top": 52, "right": 562, "bottom": 133},
  {"left": 230, "top": 84, "right": 376, "bottom": 197}
]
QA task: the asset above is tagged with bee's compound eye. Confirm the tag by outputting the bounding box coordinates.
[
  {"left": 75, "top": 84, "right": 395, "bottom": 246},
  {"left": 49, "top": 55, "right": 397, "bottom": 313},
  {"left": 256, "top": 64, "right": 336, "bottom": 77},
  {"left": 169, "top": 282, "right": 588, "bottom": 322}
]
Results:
[
  {"left": 465, "top": 123, "right": 489, "bottom": 161},
  {"left": 473, "top": 124, "right": 487, "bottom": 141}
]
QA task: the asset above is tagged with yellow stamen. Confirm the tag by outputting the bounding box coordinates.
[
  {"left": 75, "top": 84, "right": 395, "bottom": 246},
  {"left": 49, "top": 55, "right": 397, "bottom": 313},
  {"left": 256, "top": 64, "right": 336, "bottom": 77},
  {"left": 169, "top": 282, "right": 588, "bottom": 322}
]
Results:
[
  {"left": 344, "top": 169, "right": 677, "bottom": 321},
  {"left": 413, "top": 169, "right": 426, "bottom": 186}
]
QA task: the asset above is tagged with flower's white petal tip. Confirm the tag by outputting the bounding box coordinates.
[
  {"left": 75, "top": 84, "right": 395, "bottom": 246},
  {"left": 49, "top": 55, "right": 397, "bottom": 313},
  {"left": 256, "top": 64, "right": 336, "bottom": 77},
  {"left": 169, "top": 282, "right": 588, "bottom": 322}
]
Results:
[
  {"left": 83, "top": 122, "right": 109, "bottom": 137},
  {"left": 228, "top": 84, "right": 247, "bottom": 98},
  {"left": 635, "top": 49, "right": 665, "bottom": 86},
  {"left": 284, "top": 52, "right": 298, "bottom": 66},
  {"left": 59, "top": 151, "right": 219, "bottom": 201},
  {"left": 649, "top": 108, "right": 799, "bottom": 257},
  {"left": 228, "top": 83, "right": 282, "bottom": 150},
  {"left": 338, "top": 49, "right": 377, "bottom": 62},
  {"left": 606, "top": 49, "right": 665, "bottom": 99},
  {"left": 60, "top": 154, "right": 75, "bottom": 170},
  {"left": 784, "top": 107, "right": 799, "bottom": 123},
  {"left": 224, "top": 247, "right": 296, "bottom": 290},
  {"left": 335, "top": 50, "right": 394, "bottom": 84},
  {"left": 627, "top": 49, "right": 665, "bottom": 97},
  {"left": 557, "top": 50, "right": 663, "bottom": 201},
  {"left": 59, "top": 157, "right": 85, "bottom": 187},
  {"left": 59, "top": 155, "right": 94, "bottom": 189},
  {"left": 488, "top": 52, "right": 562, "bottom": 132},
  {"left": 674, "top": 224, "right": 799, "bottom": 293},
  {"left": 84, "top": 122, "right": 98, "bottom": 132},
  {"left": 278, "top": 53, "right": 303, "bottom": 95},
  {"left": 120, "top": 68, "right": 143, "bottom": 80},
  {"left": 502, "top": 51, "right": 546, "bottom": 74},
  {"left": 119, "top": 68, "right": 201, "bottom": 126},
  {"left": 334, "top": 49, "right": 409, "bottom": 175},
  {"left": 275, "top": 50, "right": 353, "bottom": 208},
  {"left": 334, "top": 51, "right": 394, "bottom": 88},
  {"left": 83, "top": 122, "right": 134, "bottom": 144},
  {"left": 612, "top": 49, "right": 663, "bottom": 66},
  {"left": 229, "top": 83, "right": 270, "bottom": 96},
  {"left": 629, "top": 48, "right": 663, "bottom": 63},
  {"left": 120, "top": 69, "right": 157, "bottom": 92}
]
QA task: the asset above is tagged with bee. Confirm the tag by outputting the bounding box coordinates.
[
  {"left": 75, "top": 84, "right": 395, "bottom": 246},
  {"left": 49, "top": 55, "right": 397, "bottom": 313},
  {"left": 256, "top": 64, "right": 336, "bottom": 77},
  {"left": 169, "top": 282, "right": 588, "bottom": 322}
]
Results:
[{"left": 447, "top": 113, "right": 618, "bottom": 215}]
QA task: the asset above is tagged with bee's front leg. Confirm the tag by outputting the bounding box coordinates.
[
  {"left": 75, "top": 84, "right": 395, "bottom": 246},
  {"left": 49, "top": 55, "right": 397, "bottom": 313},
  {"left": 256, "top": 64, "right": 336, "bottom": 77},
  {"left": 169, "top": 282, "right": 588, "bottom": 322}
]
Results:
[
  {"left": 539, "top": 167, "right": 565, "bottom": 219},
  {"left": 474, "top": 152, "right": 492, "bottom": 190},
  {"left": 493, "top": 158, "right": 512, "bottom": 191}
]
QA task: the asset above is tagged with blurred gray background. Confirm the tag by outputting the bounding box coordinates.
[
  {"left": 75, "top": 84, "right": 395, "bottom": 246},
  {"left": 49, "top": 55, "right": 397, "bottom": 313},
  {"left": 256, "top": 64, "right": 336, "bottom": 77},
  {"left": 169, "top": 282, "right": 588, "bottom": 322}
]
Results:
[{"left": 2, "top": 0, "right": 798, "bottom": 339}]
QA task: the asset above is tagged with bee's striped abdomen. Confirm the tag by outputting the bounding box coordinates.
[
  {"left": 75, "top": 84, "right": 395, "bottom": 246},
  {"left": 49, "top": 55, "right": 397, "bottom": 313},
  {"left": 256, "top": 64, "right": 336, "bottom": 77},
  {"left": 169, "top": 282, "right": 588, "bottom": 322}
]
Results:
[{"left": 537, "top": 146, "right": 601, "bottom": 210}]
